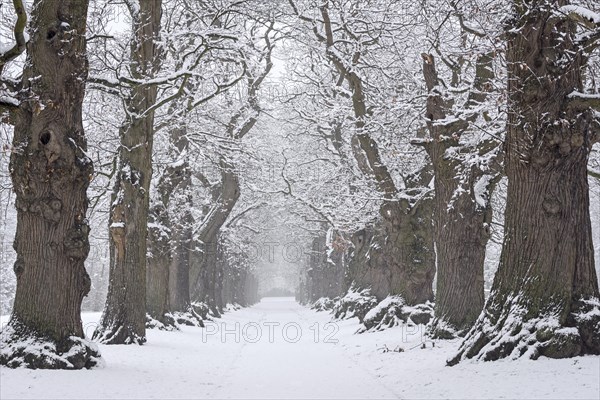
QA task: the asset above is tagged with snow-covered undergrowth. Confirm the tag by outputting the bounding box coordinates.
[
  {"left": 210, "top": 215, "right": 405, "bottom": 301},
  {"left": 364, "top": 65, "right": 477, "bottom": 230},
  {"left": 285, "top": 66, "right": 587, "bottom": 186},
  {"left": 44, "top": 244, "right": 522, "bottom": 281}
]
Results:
[{"left": 1, "top": 297, "right": 598, "bottom": 399}]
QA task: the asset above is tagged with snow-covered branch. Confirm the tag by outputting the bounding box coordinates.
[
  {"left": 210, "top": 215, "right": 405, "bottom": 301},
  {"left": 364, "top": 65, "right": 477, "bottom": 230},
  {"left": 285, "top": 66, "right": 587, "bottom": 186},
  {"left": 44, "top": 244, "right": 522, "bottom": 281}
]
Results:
[{"left": 568, "top": 91, "right": 600, "bottom": 111}]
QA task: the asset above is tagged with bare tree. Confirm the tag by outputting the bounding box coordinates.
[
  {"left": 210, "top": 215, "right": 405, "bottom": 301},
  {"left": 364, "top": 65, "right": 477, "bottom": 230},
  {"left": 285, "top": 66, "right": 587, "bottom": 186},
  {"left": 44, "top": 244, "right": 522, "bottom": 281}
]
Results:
[
  {"left": 93, "top": 0, "right": 163, "bottom": 345},
  {"left": 288, "top": 0, "right": 436, "bottom": 305},
  {"left": 190, "top": 18, "right": 277, "bottom": 313}
]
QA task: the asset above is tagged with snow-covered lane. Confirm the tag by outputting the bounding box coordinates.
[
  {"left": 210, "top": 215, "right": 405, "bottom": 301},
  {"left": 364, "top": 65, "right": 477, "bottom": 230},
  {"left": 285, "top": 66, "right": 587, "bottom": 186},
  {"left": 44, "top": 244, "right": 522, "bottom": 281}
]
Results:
[
  {"left": 207, "top": 298, "right": 400, "bottom": 399},
  {"left": 1, "top": 297, "right": 599, "bottom": 399}
]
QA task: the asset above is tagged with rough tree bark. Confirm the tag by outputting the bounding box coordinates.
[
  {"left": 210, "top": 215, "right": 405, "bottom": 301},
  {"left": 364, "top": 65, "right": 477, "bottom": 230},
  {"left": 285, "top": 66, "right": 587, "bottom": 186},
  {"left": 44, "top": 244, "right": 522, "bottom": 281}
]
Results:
[
  {"left": 94, "top": 0, "right": 162, "bottom": 345},
  {"left": 169, "top": 197, "right": 195, "bottom": 314},
  {"left": 0, "top": 0, "right": 102, "bottom": 369},
  {"left": 417, "top": 53, "right": 502, "bottom": 338},
  {"left": 305, "top": 226, "right": 327, "bottom": 302},
  {"left": 347, "top": 166, "right": 435, "bottom": 304},
  {"left": 146, "top": 190, "right": 171, "bottom": 327},
  {"left": 146, "top": 116, "right": 200, "bottom": 328},
  {"left": 450, "top": 0, "right": 600, "bottom": 364}
]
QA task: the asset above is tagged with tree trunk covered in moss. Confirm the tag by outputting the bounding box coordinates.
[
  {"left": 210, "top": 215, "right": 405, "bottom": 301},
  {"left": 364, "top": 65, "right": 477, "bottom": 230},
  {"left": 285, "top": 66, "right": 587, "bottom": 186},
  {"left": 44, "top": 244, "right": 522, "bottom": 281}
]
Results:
[
  {"left": 1, "top": 0, "right": 102, "bottom": 369},
  {"left": 95, "top": 1, "right": 162, "bottom": 345},
  {"left": 418, "top": 53, "right": 501, "bottom": 338},
  {"left": 450, "top": 0, "right": 600, "bottom": 364}
]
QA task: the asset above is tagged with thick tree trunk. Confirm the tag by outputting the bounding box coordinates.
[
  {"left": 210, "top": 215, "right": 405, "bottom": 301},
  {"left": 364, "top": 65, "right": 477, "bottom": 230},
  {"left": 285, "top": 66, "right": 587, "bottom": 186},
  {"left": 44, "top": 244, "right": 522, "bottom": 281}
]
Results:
[
  {"left": 304, "top": 226, "right": 347, "bottom": 303},
  {"left": 146, "top": 110, "right": 200, "bottom": 327},
  {"left": 146, "top": 162, "right": 190, "bottom": 327},
  {"left": 348, "top": 167, "right": 436, "bottom": 305},
  {"left": 429, "top": 163, "right": 490, "bottom": 337},
  {"left": 190, "top": 158, "right": 240, "bottom": 314},
  {"left": 191, "top": 239, "right": 220, "bottom": 313},
  {"left": 306, "top": 228, "right": 327, "bottom": 302},
  {"left": 243, "top": 272, "right": 259, "bottom": 305},
  {"left": 419, "top": 53, "right": 501, "bottom": 338},
  {"left": 166, "top": 195, "right": 204, "bottom": 326},
  {"left": 169, "top": 206, "right": 193, "bottom": 312},
  {"left": 146, "top": 201, "right": 171, "bottom": 327},
  {"left": 94, "top": 1, "right": 162, "bottom": 345},
  {"left": 1, "top": 0, "right": 102, "bottom": 369},
  {"left": 450, "top": 1, "right": 600, "bottom": 364},
  {"left": 220, "top": 256, "right": 259, "bottom": 308}
]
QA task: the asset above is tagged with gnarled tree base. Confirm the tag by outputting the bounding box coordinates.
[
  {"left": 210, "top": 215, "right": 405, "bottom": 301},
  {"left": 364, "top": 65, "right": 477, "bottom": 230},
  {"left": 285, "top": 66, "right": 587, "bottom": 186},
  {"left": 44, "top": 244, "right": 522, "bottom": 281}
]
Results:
[
  {"left": 311, "top": 297, "right": 336, "bottom": 312},
  {"left": 360, "top": 296, "right": 433, "bottom": 333},
  {"left": 429, "top": 318, "right": 464, "bottom": 340},
  {"left": 146, "top": 307, "right": 205, "bottom": 330},
  {"left": 0, "top": 322, "right": 103, "bottom": 369},
  {"left": 168, "top": 308, "right": 205, "bottom": 328},
  {"left": 93, "top": 324, "right": 146, "bottom": 345},
  {"left": 332, "top": 286, "right": 378, "bottom": 323},
  {"left": 191, "top": 302, "right": 214, "bottom": 321},
  {"left": 145, "top": 314, "right": 178, "bottom": 331},
  {"left": 448, "top": 297, "right": 600, "bottom": 366}
]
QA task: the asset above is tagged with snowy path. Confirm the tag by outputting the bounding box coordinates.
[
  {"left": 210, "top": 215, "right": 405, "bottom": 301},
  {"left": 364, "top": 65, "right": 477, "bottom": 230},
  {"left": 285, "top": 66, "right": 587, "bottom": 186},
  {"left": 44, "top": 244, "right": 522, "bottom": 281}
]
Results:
[
  {"left": 1, "top": 297, "right": 599, "bottom": 399},
  {"left": 206, "top": 298, "right": 400, "bottom": 399}
]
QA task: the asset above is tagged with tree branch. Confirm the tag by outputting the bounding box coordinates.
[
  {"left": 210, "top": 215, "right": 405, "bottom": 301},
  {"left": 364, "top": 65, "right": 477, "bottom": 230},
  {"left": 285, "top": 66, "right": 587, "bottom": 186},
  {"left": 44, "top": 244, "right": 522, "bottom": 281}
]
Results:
[
  {"left": 225, "top": 202, "right": 266, "bottom": 228},
  {"left": 568, "top": 91, "right": 600, "bottom": 111},
  {"left": 0, "top": 0, "right": 28, "bottom": 75}
]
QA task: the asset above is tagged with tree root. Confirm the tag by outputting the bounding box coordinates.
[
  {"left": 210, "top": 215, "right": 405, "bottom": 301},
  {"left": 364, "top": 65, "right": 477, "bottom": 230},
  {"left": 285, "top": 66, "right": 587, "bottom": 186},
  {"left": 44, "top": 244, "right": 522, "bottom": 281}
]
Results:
[
  {"left": 360, "top": 296, "right": 433, "bottom": 333},
  {"left": 448, "top": 296, "right": 600, "bottom": 366},
  {"left": 429, "top": 317, "right": 463, "bottom": 340},
  {"left": 332, "top": 286, "right": 378, "bottom": 323},
  {"left": 311, "top": 297, "right": 336, "bottom": 312},
  {"left": 0, "top": 322, "right": 103, "bottom": 369},
  {"left": 92, "top": 323, "right": 146, "bottom": 345},
  {"left": 167, "top": 307, "right": 205, "bottom": 328},
  {"left": 145, "top": 314, "right": 179, "bottom": 331}
]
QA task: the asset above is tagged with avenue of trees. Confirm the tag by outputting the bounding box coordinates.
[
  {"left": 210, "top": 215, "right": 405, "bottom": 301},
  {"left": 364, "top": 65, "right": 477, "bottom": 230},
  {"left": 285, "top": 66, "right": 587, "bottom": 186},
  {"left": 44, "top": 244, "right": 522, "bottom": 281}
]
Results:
[{"left": 0, "top": 0, "right": 598, "bottom": 369}]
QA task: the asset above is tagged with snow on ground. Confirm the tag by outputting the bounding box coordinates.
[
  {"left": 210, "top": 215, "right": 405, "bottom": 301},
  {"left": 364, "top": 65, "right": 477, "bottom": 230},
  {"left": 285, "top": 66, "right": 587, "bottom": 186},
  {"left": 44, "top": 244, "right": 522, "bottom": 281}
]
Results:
[{"left": 1, "top": 297, "right": 599, "bottom": 399}]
